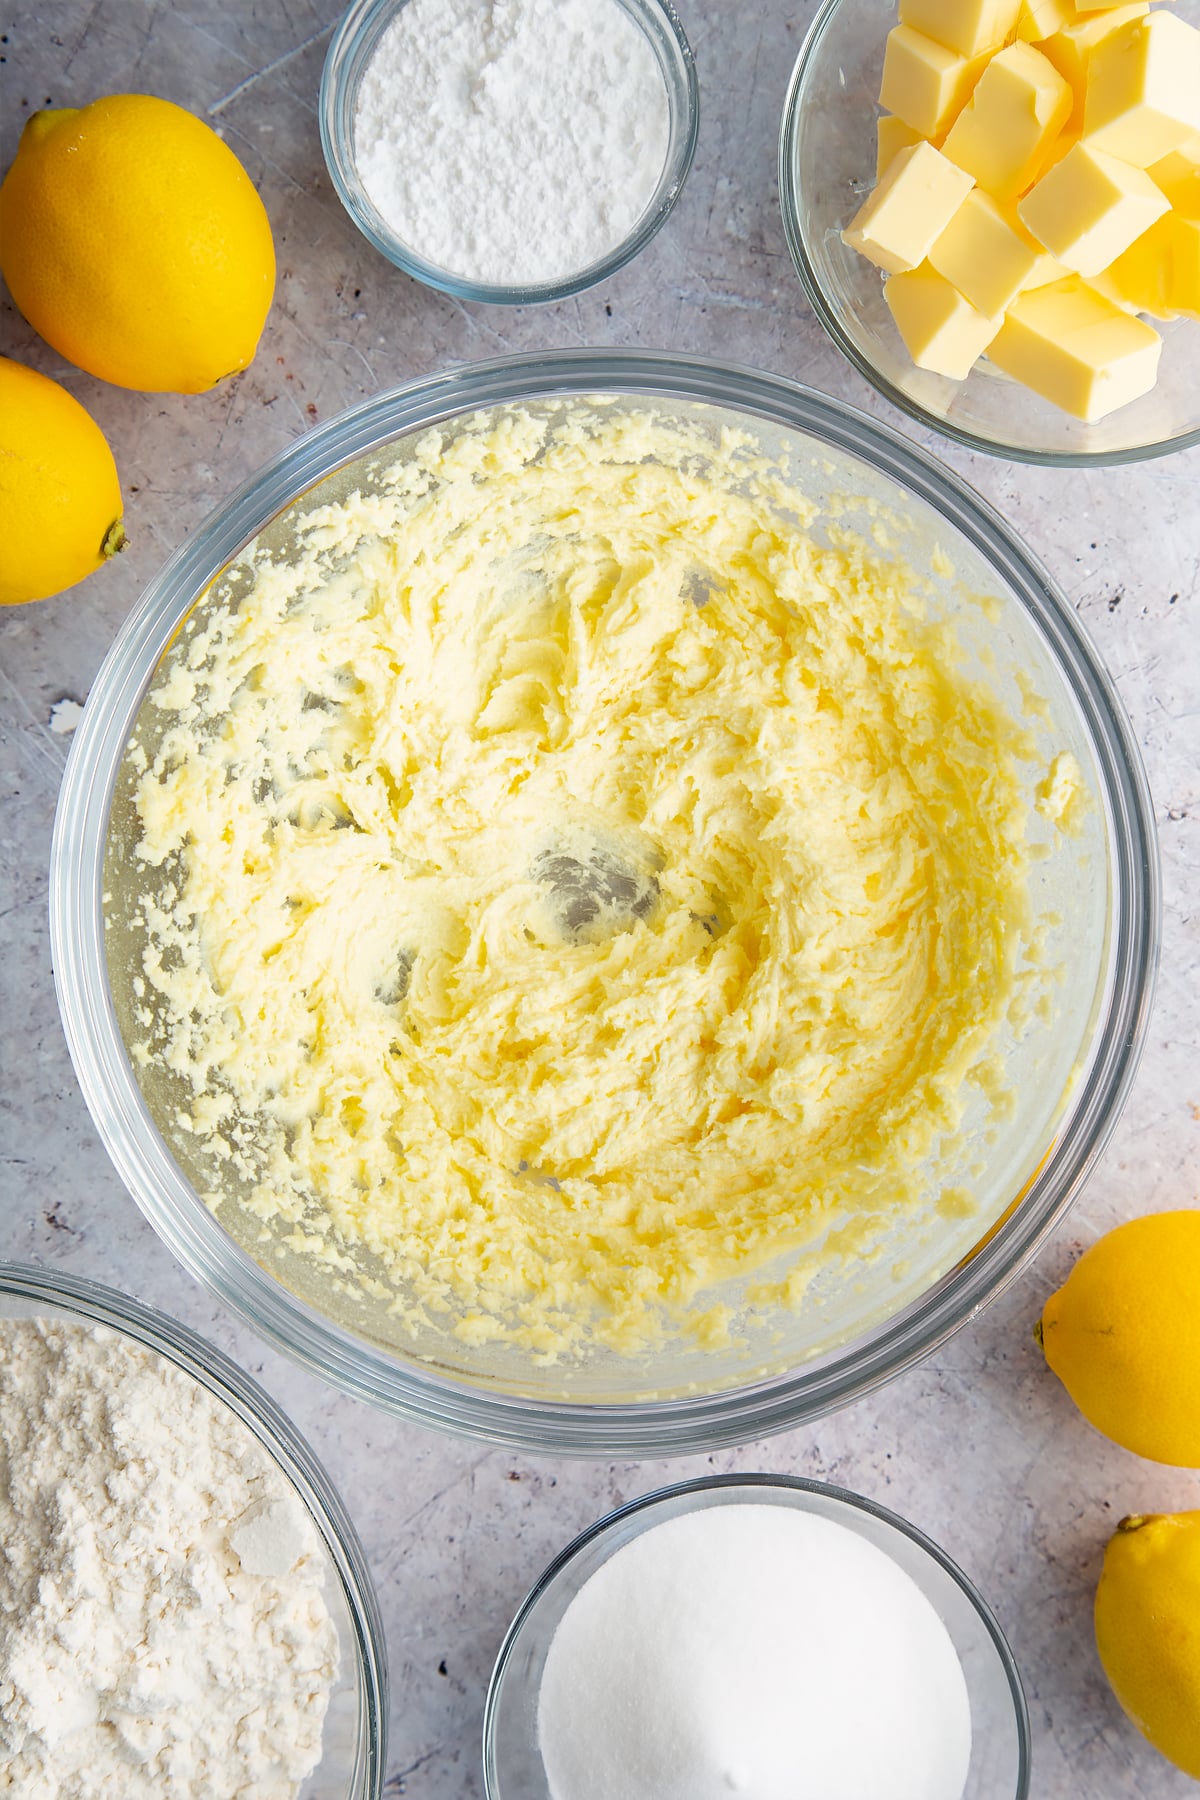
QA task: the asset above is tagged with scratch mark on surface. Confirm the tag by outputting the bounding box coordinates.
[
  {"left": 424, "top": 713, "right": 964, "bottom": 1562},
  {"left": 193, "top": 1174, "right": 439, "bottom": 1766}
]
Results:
[
  {"left": 0, "top": 663, "right": 68, "bottom": 779},
  {"left": 189, "top": 20, "right": 259, "bottom": 74},
  {"left": 62, "top": 0, "right": 104, "bottom": 77},
  {"left": 220, "top": 121, "right": 314, "bottom": 197},
  {"left": 208, "top": 21, "right": 335, "bottom": 116},
  {"left": 373, "top": 1450, "right": 495, "bottom": 1580},
  {"left": 328, "top": 338, "right": 380, "bottom": 388},
  {"left": 383, "top": 1745, "right": 444, "bottom": 1792},
  {"left": 675, "top": 287, "right": 777, "bottom": 313},
  {"left": 440, "top": 294, "right": 516, "bottom": 353}
]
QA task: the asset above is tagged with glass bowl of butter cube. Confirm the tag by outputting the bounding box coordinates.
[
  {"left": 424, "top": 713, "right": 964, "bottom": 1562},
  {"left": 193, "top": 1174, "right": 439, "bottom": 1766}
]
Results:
[{"left": 780, "top": 0, "right": 1200, "bottom": 461}]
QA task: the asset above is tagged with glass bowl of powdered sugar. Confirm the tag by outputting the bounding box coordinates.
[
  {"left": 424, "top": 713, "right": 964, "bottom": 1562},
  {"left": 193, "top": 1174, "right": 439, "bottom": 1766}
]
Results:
[
  {"left": 484, "top": 1474, "right": 1031, "bottom": 1800},
  {"left": 0, "top": 1262, "right": 387, "bottom": 1800},
  {"left": 319, "top": 0, "right": 698, "bottom": 303}
]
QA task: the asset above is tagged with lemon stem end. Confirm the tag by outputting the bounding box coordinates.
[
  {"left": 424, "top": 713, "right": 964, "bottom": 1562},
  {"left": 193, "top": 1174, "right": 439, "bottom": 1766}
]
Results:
[{"left": 21, "top": 106, "right": 78, "bottom": 149}]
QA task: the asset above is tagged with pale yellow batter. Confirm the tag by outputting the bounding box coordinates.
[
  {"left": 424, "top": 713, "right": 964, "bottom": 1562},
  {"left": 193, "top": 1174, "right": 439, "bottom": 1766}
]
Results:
[{"left": 126, "top": 405, "right": 1052, "bottom": 1358}]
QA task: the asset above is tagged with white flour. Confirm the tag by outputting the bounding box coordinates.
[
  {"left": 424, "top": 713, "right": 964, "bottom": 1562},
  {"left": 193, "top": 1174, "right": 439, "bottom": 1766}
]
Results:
[
  {"left": 0, "top": 1317, "right": 338, "bottom": 1800},
  {"left": 353, "top": 0, "right": 671, "bottom": 285}
]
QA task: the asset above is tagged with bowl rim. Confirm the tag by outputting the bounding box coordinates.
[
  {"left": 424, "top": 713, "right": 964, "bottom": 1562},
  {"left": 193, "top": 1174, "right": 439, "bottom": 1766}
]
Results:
[
  {"left": 318, "top": 0, "right": 700, "bottom": 305},
  {"left": 777, "top": 0, "right": 1200, "bottom": 468},
  {"left": 49, "top": 346, "right": 1160, "bottom": 1456},
  {"left": 0, "top": 1258, "right": 389, "bottom": 1800},
  {"left": 482, "top": 1471, "right": 1032, "bottom": 1800}
]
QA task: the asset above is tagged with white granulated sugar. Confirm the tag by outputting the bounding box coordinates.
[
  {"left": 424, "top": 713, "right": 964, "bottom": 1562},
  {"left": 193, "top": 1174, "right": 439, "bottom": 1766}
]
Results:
[
  {"left": 0, "top": 1318, "right": 338, "bottom": 1800},
  {"left": 353, "top": 0, "right": 671, "bottom": 286},
  {"left": 537, "top": 1503, "right": 973, "bottom": 1800}
]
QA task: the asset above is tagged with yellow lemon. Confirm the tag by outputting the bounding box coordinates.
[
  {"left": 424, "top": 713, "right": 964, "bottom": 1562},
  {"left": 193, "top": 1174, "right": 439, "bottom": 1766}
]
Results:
[
  {"left": 1039, "top": 1209, "right": 1200, "bottom": 1464},
  {"left": 1095, "top": 1511, "right": 1200, "bottom": 1779},
  {"left": 0, "top": 355, "right": 124, "bottom": 606},
  {"left": 0, "top": 94, "right": 275, "bottom": 393}
]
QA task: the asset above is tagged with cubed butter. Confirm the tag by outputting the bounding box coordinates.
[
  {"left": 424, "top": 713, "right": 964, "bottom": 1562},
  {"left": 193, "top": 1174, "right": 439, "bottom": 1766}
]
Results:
[
  {"left": 1107, "top": 209, "right": 1200, "bottom": 313},
  {"left": 999, "top": 197, "right": 1074, "bottom": 284},
  {"left": 1029, "top": 123, "right": 1083, "bottom": 182},
  {"left": 1086, "top": 265, "right": 1158, "bottom": 312},
  {"left": 1085, "top": 11, "right": 1200, "bottom": 166},
  {"left": 988, "top": 275, "right": 1162, "bottom": 417},
  {"left": 899, "top": 0, "right": 1022, "bottom": 58},
  {"left": 942, "top": 41, "right": 1073, "bottom": 198},
  {"left": 843, "top": 140, "right": 976, "bottom": 274},
  {"left": 928, "top": 189, "right": 1048, "bottom": 312},
  {"left": 877, "top": 114, "right": 922, "bottom": 177},
  {"left": 1156, "top": 211, "right": 1200, "bottom": 313},
  {"left": 1017, "top": 0, "right": 1078, "bottom": 42},
  {"left": 884, "top": 263, "right": 1003, "bottom": 377},
  {"left": 880, "top": 26, "right": 990, "bottom": 139},
  {"left": 1021, "top": 245, "right": 1074, "bottom": 285},
  {"left": 1019, "top": 139, "right": 1169, "bottom": 273},
  {"left": 1169, "top": 166, "right": 1200, "bottom": 218},
  {"left": 1147, "top": 150, "right": 1200, "bottom": 212},
  {"left": 1039, "top": 3, "right": 1147, "bottom": 132}
]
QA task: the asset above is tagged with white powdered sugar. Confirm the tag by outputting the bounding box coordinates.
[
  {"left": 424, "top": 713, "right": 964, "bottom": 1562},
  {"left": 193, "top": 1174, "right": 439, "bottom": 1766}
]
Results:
[
  {"left": 353, "top": 0, "right": 672, "bottom": 286},
  {"left": 0, "top": 1317, "right": 338, "bottom": 1800}
]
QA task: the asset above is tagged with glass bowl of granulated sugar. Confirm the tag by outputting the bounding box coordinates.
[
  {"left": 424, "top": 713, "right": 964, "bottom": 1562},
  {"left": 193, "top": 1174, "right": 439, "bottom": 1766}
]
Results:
[
  {"left": 319, "top": 0, "right": 699, "bottom": 303},
  {"left": 484, "top": 1474, "right": 1031, "bottom": 1800}
]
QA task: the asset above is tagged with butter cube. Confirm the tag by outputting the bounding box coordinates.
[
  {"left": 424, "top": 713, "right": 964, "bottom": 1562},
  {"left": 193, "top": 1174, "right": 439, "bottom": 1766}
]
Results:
[
  {"left": 1085, "top": 12, "right": 1200, "bottom": 165},
  {"left": 877, "top": 114, "right": 922, "bottom": 177},
  {"left": 1147, "top": 150, "right": 1200, "bottom": 211},
  {"left": 1019, "top": 245, "right": 1073, "bottom": 286},
  {"left": 1019, "top": 140, "right": 1169, "bottom": 273},
  {"left": 928, "top": 189, "right": 1048, "bottom": 312},
  {"left": 1086, "top": 265, "right": 1160, "bottom": 312},
  {"left": 1107, "top": 210, "right": 1200, "bottom": 314},
  {"left": 1157, "top": 212, "right": 1200, "bottom": 314},
  {"left": 880, "top": 26, "right": 990, "bottom": 139},
  {"left": 988, "top": 276, "right": 1162, "bottom": 417},
  {"left": 884, "top": 263, "right": 1003, "bottom": 377},
  {"left": 1039, "top": 3, "right": 1147, "bottom": 132},
  {"left": 942, "top": 42, "right": 1073, "bottom": 198},
  {"left": 899, "top": 0, "right": 1022, "bottom": 58},
  {"left": 843, "top": 141, "right": 976, "bottom": 275},
  {"left": 999, "top": 197, "right": 1074, "bottom": 283},
  {"left": 1017, "top": 0, "right": 1078, "bottom": 42}
]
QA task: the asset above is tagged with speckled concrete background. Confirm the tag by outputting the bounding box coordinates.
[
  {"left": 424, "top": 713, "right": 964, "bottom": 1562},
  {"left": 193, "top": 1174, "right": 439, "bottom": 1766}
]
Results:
[{"left": 1, "top": 3, "right": 1198, "bottom": 1795}]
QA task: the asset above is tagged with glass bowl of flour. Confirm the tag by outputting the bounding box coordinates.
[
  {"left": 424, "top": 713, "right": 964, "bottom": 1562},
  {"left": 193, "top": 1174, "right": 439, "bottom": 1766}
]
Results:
[
  {"left": 51, "top": 350, "right": 1157, "bottom": 1455},
  {"left": 484, "top": 1474, "right": 1030, "bottom": 1800},
  {"left": 319, "top": 0, "right": 699, "bottom": 302},
  {"left": 0, "top": 1263, "right": 387, "bottom": 1800}
]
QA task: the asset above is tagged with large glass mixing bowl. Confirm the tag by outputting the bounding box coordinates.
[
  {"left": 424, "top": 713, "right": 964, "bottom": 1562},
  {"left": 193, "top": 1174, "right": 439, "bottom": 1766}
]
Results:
[{"left": 50, "top": 351, "right": 1158, "bottom": 1454}]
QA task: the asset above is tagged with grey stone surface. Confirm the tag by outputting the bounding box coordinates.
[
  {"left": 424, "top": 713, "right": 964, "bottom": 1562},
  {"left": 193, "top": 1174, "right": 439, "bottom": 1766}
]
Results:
[{"left": 1, "top": 3, "right": 1198, "bottom": 1796}]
